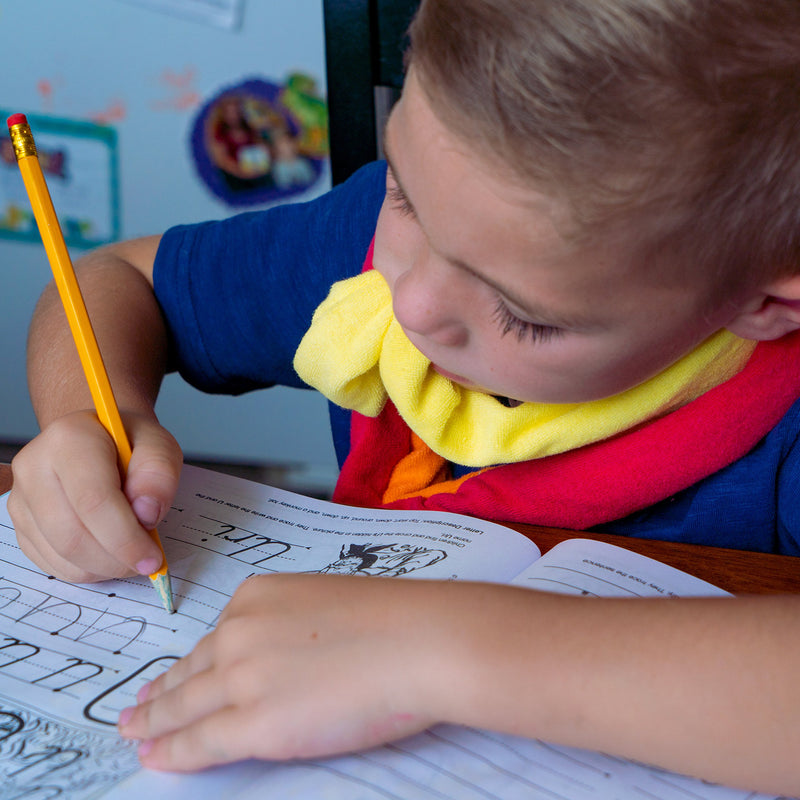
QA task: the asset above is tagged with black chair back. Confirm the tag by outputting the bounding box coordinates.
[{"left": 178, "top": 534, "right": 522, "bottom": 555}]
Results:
[{"left": 323, "top": 0, "right": 420, "bottom": 184}]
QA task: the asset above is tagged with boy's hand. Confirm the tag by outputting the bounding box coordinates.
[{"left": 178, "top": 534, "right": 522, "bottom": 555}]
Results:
[
  {"left": 118, "top": 574, "right": 446, "bottom": 771},
  {"left": 8, "top": 409, "right": 183, "bottom": 583}
]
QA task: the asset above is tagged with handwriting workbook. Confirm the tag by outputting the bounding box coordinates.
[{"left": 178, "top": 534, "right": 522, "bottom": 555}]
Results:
[{"left": 0, "top": 465, "right": 786, "bottom": 799}]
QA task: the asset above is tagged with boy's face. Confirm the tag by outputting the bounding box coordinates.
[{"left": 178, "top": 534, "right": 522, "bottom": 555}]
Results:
[{"left": 373, "top": 71, "right": 742, "bottom": 404}]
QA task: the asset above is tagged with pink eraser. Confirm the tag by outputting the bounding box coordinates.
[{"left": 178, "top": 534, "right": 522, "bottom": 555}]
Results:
[{"left": 7, "top": 113, "right": 28, "bottom": 128}]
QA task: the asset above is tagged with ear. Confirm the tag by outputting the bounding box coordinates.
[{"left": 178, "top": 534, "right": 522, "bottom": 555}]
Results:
[{"left": 725, "top": 273, "right": 800, "bottom": 341}]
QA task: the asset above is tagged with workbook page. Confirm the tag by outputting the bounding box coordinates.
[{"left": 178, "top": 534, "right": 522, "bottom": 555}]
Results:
[
  {"left": 0, "top": 466, "right": 778, "bottom": 800},
  {"left": 511, "top": 538, "right": 730, "bottom": 598},
  {"left": 0, "top": 465, "right": 536, "bottom": 798},
  {"left": 159, "top": 464, "right": 541, "bottom": 584},
  {"left": 116, "top": 724, "right": 781, "bottom": 800}
]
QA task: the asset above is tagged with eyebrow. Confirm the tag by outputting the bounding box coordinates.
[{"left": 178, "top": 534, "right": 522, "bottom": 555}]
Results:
[{"left": 381, "top": 118, "right": 599, "bottom": 331}]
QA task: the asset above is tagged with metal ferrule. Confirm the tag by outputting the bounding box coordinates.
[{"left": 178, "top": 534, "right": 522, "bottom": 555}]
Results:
[{"left": 9, "top": 122, "right": 37, "bottom": 160}]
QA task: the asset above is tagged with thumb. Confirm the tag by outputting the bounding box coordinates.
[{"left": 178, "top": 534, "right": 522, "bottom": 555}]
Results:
[
  {"left": 130, "top": 494, "right": 165, "bottom": 531},
  {"left": 122, "top": 414, "right": 183, "bottom": 531}
]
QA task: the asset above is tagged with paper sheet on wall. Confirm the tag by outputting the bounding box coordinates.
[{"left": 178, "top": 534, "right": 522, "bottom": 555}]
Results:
[
  {"left": 116, "top": 0, "right": 244, "bottom": 29},
  {"left": 0, "top": 465, "right": 783, "bottom": 799}
]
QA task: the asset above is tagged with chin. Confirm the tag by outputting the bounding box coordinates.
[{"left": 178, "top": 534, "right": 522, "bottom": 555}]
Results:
[
  {"left": 432, "top": 365, "right": 509, "bottom": 398},
  {"left": 430, "top": 363, "right": 471, "bottom": 384}
]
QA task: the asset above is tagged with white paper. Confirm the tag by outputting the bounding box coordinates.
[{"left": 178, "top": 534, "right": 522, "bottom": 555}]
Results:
[
  {"left": 116, "top": 0, "right": 244, "bottom": 30},
  {"left": 0, "top": 465, "right": 781, "bottom": 800},
  {"left": 511, "top": 538, "right": 730, "bottom": 598}
]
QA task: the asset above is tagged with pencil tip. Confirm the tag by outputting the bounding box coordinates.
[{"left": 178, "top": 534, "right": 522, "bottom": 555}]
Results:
[{"left": 151, "top": 572, "right": 176, "bottom": 614}]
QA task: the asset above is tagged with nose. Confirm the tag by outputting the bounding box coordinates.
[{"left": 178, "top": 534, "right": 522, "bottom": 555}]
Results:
[{"left": 390, "top": 250, "right": 469, "bottom": 348}]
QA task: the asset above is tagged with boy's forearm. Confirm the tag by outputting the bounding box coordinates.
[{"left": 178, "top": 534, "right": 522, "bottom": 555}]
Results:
[
  {"left": 27, "top": 238, "right": 168, "bottom": 426},
  {"left": 433, "top": 584, "right": 800, "bottom": 795}
]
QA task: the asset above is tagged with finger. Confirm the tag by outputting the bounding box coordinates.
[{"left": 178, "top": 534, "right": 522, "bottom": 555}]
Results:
[
  {"left": 12, "top": 417, "right": 163, "bottom": 577},
  {"left": 56, "top": 443, "right": 164, "bottom": 574},
  {"left": 13, "top": 507, "right": 108, "bottom": 583},
  {"left": 29, "top": 412, "right": 162, "bottom": 575},
  {"left": 119, "top": 666, "right": 226, "bottom": 743},
  {"left": 124, "top": 416, "right": 183, "bottom": 530},
  {"left": 154, "top": 629, "right": 220, "bottom": 696},
  {"left": 19, "top": 484, "right": 144, "bottom": 579},
  {"left": 135, "top": 704, "right": 262, "bottom": 772},
  {"left": 9, "top": 413, "right": 167, "bottom": 578},
  {"left": 9, "top": 469, "right": 131, "bottom": 581},
  {"left": 133, "top": 695, "right": 427, "bottom": 772}
]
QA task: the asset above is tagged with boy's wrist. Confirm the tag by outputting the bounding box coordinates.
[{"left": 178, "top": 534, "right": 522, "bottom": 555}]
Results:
[
  {"left": 420, "top": 582, "right": 570, "bottom": 736},
  {"left": 398, "top": 581, "right": 535, "bottom": 729}
]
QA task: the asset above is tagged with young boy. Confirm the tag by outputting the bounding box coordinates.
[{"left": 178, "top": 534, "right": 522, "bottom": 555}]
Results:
[{"left": 8, "top": 0, "right": 800, "bottom": 792}]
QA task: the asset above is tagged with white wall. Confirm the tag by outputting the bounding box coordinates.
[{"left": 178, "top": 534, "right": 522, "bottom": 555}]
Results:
[{"left": 0, "top": 0, "right": 339, "bottom": 492}]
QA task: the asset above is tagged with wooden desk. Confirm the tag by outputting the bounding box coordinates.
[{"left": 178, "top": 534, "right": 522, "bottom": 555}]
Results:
[{"left": 1, "top": 463, "right": 797, "bottom": 595}]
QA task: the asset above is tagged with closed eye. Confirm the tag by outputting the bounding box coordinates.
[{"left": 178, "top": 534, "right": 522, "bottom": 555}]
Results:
[
  {"left": 386, "top": 171, "right": 417, "bottom": 218},
  {"left": 387, "top": 183, "right": 416, "bottom": 218},
  {"left": 492, "top": 298, "right": 562, "bottom": 344}
]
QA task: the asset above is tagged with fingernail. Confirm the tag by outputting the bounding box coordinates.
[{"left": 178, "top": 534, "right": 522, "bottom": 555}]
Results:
[
  {"left": 135, "top": 557, "right": 161, "bottom": 576},
  {"left": 118, "top": 706, "right": 134, "bottom": 728},
  {"left": 132, "top": 495, "right": 162, "bottom": 529},
  {"left": 138, "top": 739, "right": 154, "bottom": 759},
  {"left": 137, "top": 681, "right": 152, "bottom": 703}
]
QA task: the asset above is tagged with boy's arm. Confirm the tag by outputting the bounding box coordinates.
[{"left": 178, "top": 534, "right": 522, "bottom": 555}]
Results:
[
  {"left": 118, "top": 572, "right": 800, "bottom": 795},
  {"left": 8, "top": 235, "right": 183, "bottom": 582},
  {"left": 450, "top": 585, "right": 800, "bottom": 795},
  {"left": 27, "top": 236, "right": 166, "bottom": 426}
]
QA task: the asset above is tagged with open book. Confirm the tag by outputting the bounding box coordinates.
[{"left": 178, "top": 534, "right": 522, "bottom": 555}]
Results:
[{"left": 0, "top": 464, "right": 782, "bottom": 800}]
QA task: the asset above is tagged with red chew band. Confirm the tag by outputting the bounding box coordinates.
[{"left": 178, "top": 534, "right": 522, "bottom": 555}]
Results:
[{"left": 7, "top": 113, "right": 28, "bottom": 128}]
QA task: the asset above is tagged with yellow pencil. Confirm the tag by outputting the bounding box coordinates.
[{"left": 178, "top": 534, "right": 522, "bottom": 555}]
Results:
[{"left": 7, "top": 113, "right": 174, "bottom": 613}]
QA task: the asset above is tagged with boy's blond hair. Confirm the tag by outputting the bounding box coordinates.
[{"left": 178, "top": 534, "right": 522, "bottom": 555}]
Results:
[{"left": 409, "top": 0, "right": 800, "bottom": 297}]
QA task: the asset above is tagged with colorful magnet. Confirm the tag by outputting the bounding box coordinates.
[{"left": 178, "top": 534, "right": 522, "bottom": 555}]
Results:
[{"left": 190, "top": 75, "right": 328, "bottom": 207}]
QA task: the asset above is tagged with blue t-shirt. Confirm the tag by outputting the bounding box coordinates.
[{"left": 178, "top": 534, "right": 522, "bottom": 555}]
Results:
[{"left": 153, "top": 162, "right": 800, "bottom": 555}]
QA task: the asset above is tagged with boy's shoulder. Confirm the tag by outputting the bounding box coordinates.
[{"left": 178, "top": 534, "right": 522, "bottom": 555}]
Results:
[{"left": 600, "top": 394, "right": 800, "bottom": 555}]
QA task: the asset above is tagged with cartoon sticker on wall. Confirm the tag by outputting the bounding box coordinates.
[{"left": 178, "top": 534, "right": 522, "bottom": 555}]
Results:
[
  {"left": 190, "top": 74, "right": 329, "bottom": 207},
  {"left": 0, "top": 111, "right": 120, "bottom": 247}
]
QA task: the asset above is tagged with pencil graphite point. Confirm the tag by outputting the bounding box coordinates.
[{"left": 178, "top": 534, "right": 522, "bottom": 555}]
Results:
[{"left": 152, "top": 571, "right": 176, "bottom": 614}]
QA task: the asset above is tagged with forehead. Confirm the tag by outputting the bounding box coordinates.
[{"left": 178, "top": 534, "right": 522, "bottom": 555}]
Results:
[
  {"left": 387, "top": 80, "right": 641, "bottom": 314},
  {"left": 384, "top": 73, "right": 716, "bottom": 320},
  {"left": 387, "top": 74, "right": 558, "bottom": 213},
  {"left": 386, "top": 77, "right": 565, "bottom": 256}
]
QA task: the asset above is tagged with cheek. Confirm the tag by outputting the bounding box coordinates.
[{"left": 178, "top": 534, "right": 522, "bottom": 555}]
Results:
[
  {"left": 536, "top": 337, "right": 665, "bottom": 400},
  {"left": 372, "top": 203, "right": 424, "bottom": 286},
  {"left": 493, "top": 338, "right": 622, "bottom": 403}
]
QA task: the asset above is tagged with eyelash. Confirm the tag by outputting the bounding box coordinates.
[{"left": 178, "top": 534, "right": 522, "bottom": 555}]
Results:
[
  {"left": 387, "top": 181, "right": 416, "bottom": 218},
  {"left": 492, "top": 299, "right": 562, "bottom": 344}
]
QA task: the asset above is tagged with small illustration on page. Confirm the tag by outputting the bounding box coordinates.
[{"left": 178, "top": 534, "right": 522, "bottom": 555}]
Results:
[{"left": 319, "top": 543, "right": 447, "bottom": 576}]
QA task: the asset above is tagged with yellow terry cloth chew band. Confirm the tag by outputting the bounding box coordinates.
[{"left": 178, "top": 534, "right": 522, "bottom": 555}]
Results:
[{"left": 294, "top": 269, "right": 756, "bottom": 467}]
